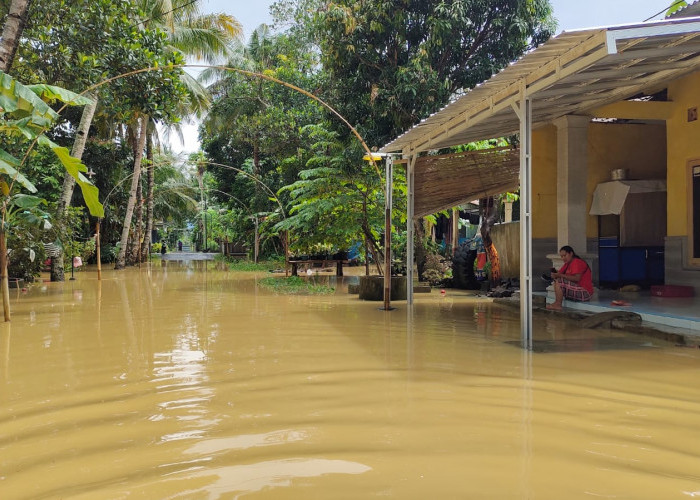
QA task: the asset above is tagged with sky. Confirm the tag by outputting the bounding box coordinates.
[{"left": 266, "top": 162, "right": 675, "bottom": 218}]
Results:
[{"left": 170, "top": 0, "right": 679, "bottom": 154}]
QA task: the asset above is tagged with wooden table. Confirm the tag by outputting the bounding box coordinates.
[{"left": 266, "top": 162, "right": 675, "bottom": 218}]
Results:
[{"left": 289, "top": 259, "right": 347, "bottom": 276}]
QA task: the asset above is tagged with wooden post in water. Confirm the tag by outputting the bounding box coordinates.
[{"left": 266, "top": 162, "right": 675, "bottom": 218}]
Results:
[
  {"left": 254, "top": 215, "right": 259, "bottom": 264},
  {"left": 452, "top": 207, "right": 459, "bottom": 256},
  {"left": 0, "top": 231, "right": 10, "bottom": 321},
  {"left": 284, "top": 230, "right": 289, "bottom": 277},
  {"left": 96, "top": 220, "right": 102, "bottom": 281}
]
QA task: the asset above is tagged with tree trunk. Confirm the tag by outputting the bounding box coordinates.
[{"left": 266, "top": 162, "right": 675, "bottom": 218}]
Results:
[
  {"left": 414, "top": 218, "right": 427, "bottom": 282},
  {"left": 51, "top": 94, "right": 98, "bottom": 282},
  {"left": 49, "top": 244, "right": 65, "bottom": 282},
  {"left": 0, "top": 0, "right": 32, "bottom": 73},
  {"left": 115, "top": 115, "right": 148, "bottom": 270},
  {"left": 0, "top": 231, "right": 10, "bottom": 321},
  {"left": 128, "top": 174, "right": 143, "bottom": 265},
  {"left": 140, "top": 133, "right": 154, "bottom": 261},
  {"left": 480, "top": 197, "right": 502, "bottom": 285},
  {"left": 58, "top": 95, "right": 98, "bottom": 212},
  {"left": 360, "top": 193, "right": 383, "bottom": 274}
]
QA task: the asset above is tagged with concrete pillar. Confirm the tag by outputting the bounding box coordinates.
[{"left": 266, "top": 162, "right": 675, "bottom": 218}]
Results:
[
  {"left": 504, "top": 201, "right": 513, "bottom": 223},
  {"left": 553, "top": 115, "right": 590, "bottom": 255}
]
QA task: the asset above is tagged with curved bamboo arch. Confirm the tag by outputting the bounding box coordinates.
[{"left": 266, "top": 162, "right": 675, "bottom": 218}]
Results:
[
  {"left": 10, "top": 64, "right": 385, "bottom": 281},
  {"left": 200, "top": 161, "right": 285, "bottom": 218},
  {"left": 46, "top": 64, "right": 383, "bottom": 179}
]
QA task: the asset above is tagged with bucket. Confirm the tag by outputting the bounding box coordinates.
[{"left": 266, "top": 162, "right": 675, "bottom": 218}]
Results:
[{"left": 610, "top": 168, "right": 628, "bottom": 181}]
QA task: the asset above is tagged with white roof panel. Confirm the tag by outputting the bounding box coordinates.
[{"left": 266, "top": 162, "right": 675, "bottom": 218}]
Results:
[{"left": 381, "top": 17, "right": 700, "bottom": 153}]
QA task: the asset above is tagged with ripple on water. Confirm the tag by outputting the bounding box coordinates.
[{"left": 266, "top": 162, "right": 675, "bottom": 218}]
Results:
[{"left": 1, "top": 265, "right": 700, "bottom": 499}]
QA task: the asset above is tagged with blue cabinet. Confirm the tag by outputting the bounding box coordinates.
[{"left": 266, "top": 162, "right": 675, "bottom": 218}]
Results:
[{"left": 598, "top": 237, "right": 664, "bottom": 286}]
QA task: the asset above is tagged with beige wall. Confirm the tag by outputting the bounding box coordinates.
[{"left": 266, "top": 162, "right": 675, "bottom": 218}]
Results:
[
  {"left": 491, "top": 221, "right": 520, "bottom": 278},
  {"left": 587, "top": 122, "right": 667, "bottom": 238},
  {"left": 667, "top": 70, "right": 700, "bottom": 237},
  {"left": 531, "top": 122, "right": 666, "bottom": 240}
]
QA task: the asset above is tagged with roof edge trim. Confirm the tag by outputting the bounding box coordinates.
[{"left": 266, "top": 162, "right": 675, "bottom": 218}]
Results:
[{"left": 606, "top": 20, "right": 700, "bottom": 54}]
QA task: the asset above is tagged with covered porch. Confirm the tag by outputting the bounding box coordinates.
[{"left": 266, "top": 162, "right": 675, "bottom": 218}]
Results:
[{"left": 381, "top": 17, "right": 700, "bottom": 345}]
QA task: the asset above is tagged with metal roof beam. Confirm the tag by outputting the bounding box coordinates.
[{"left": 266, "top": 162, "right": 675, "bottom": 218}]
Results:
[
  {"left": 611, "top": 42, "right": 700, "bottom": 60},
  {"left": 535, "top": 78, "right": 643, "bottom": 98},
  {"left": 561, "top": 60, "right": 695, "bottom": 83}
]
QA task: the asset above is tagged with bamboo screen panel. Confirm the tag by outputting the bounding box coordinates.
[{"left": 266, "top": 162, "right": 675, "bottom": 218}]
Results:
[{"left": 413, "top": 147, "right": 520, "bottom": 217}]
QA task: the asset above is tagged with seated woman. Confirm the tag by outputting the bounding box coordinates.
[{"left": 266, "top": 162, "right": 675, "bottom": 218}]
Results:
[{"left": 546, "top": 245, "right": 593, "bottom": 311}]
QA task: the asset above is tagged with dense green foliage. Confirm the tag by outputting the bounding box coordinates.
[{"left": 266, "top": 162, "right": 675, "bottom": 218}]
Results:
[
  {"left": 1, "top": 0, "right": 555, "bottom": 284},
  {"left": 200, "top": 0, "right": 553, "bottom": 268},
  {"left": 258, "top": 275, "right": 335, "bottom": 294},
  {"left": 273, "top": 0, "right": 555, "bottom": 146}
]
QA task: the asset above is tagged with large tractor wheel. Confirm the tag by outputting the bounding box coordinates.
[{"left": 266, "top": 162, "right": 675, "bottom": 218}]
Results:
[{"left": 451, "top": 242, "right": 480, "bottom": 290}]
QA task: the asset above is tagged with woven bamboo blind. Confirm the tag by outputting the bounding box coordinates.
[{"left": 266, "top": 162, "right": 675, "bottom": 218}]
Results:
[{"left": 413, "top": 146, "right": 520, "bottom": 217}]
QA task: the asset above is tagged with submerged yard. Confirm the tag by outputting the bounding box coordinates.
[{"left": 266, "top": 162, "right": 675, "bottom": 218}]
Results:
[{"left": 1, "top": 262, "right": 700, "bottom": 499}]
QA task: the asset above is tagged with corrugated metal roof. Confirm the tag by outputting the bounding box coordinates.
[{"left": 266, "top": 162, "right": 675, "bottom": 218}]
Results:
[{"left": 381, "top": 17, "right": 700, "bottom": 154}]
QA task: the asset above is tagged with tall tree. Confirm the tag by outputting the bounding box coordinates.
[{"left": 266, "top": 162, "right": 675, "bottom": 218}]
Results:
[
  {"left": 272, "top": 0, "right": 554, "bottom": 278},
  {"left": 135, "top": 0, "right": 241, "bottom": 261},
  {"left": 276, "top": 124, "right": 394, "bottom": 273},
  {"left": 275, "top": 0, "right": 555, "bottom": 146},
  {"left": 140, "top": 133, "right": 155, "bottom": 259},
  {"left": 11, "top": 0, "right": 189, "bottom": 276},
  {"left": 115, "top": 115, "right": 149, "bottom": 269},
  {"left": 202, "top": 27, "right": 323, "bottom": 224},
  {"left": 0, "top": 0, "right": 32, "bottom": 72}
]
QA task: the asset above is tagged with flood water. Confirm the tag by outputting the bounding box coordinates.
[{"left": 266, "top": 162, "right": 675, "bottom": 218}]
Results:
[{"left": 2, "top": 262, "right": 700, "bottom": 499}]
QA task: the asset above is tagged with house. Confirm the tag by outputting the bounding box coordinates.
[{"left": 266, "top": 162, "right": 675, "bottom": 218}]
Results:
[{"left": 381, "top": 15, "right": 700, "bottom": 342}]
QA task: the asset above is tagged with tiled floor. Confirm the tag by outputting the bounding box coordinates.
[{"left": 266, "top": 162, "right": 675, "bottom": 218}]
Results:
[{"left": 540, "top": 288, "right": 700, "bottom": 334}]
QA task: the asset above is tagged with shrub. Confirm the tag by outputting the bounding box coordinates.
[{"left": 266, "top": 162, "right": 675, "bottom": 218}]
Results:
[{"left": 423, "top": 253, "right": 452, "bottom": 286}]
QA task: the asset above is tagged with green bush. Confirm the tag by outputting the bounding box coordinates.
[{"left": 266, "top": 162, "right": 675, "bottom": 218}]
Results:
[
  {"left": 258, "top": 276, "right": 335, "bottom": 295},
  {"left": 7, "top": 246, "right": 46, "bottom": 282},
  {"left": 423, "top": 253, "right": 452, "bottom": 286},
  {"left": 100, "top": 243, "right": 119, "bottom": 263}
]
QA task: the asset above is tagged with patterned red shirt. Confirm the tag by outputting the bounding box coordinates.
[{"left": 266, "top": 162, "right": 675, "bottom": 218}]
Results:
[{"left": 559, "top": 258, "right": 593, "bottom": 294}]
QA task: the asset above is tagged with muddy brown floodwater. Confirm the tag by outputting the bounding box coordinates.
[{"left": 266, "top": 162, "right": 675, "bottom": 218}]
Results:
[{"left": 1, "top": 262, "right": 700, "bottom": 499}]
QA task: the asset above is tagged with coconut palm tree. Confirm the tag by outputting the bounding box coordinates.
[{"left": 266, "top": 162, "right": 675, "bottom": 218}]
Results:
[{"left": 122, "top": 0, "right": 242, "bottom": 264}]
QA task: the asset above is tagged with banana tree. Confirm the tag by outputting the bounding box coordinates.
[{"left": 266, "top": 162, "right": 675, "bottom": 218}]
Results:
[{"left": 0, "top": 70, "right": 103, "bottom": 320}]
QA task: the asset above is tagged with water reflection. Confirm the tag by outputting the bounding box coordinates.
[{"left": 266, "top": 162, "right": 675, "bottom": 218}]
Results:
[
  {"left": 0, "top": 263, "right": 699, "bottom": 499},
  {"left": 184, "top": 429, "right": 309, "bottom": 455},
  {"left": 202, "top": 459, "right": 369, "bottom": 494}
]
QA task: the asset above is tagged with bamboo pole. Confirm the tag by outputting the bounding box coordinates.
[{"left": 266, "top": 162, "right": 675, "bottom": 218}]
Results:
[
  {"left": 284, "top": 230, "right": 289, "bottom": 277},
  {"left": 254, "top": 215, "right": 259, "bottom": 264},
  {"left": 96, "top": 220, "right": 102, "bottom": 281},
  {"left": 0, "top": 231, "right": 10, "bottom": 321}
]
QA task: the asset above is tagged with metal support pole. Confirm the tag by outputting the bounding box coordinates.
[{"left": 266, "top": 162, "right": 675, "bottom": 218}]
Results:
[
  {"left": 383, "top": 156, "right": 394, "bottom": 311},
  {"left": 519, "top": 95, "right": 533, "bottom": 349},
  {"left": 406, "top": 153, "right": 416, "bottom": 305}
]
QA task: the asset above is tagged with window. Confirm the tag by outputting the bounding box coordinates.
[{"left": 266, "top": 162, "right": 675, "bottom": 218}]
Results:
[{"left": 690, "top": 159, "right": 700, "bottom": 266}]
